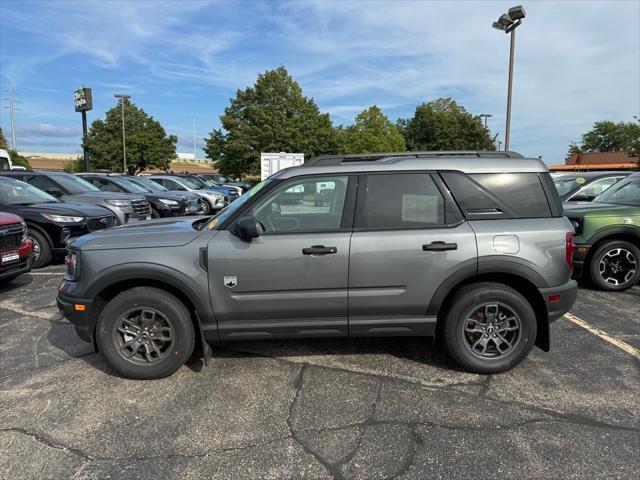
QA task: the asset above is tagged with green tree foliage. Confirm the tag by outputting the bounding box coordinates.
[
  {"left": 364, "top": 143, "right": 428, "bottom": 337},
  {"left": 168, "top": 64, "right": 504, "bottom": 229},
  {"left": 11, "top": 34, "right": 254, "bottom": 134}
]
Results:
[
  {"left": 337, "top": 105, "right": 405, "bottom": 153},
  {"left": 84, "top": 99, "right": 177, "bottom": 174},
  {"left": 204, "top": 66, "right": 337, "bottom": 178},
  {"left": 0, "top": 127, "right": 32, "bottom": 170},
  {"left": 0, "top": 127, "right": 8, "bottom": 150},
  {"left": 398, "top": 98, "right": 496, "bottom": 151},
  {"left": 568, "top": 119, "right": 640, "bottom": 156}
]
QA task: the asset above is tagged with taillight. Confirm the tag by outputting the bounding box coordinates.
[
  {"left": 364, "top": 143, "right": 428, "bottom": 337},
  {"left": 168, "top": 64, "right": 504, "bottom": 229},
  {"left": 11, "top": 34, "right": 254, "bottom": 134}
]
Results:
[{"left": 565, "top": 232, "right": 575, "bottom": 272}]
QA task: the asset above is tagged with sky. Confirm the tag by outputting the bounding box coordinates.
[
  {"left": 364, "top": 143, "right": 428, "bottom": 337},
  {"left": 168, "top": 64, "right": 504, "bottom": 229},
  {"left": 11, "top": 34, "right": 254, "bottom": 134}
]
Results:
[{"left": 0, "top": 0, "right": 638, "bottom": 164}]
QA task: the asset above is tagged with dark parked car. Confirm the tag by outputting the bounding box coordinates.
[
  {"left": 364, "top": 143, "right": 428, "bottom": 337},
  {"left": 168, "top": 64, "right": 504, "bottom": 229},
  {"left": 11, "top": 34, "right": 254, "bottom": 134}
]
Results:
[
  {"left": 0, "top": 211, "right": 33, "bottom": 282},
  {"left": 168, "top": 174, "right": 240, "bottom": 202},
  {"left": 0, "top": 171, "right": 151, "bottom": 225},
  {"left": 553, "top": 171, "right": 630, "bottom": 202},
  {"left": 124, "top": 176, "right": 204, "bottom": 215},
  {"left": 0, "top": 177, "right": 116, "bottom": 268},
  {"left": 78, "top": 174, "right": 202, "bottom": 218}
]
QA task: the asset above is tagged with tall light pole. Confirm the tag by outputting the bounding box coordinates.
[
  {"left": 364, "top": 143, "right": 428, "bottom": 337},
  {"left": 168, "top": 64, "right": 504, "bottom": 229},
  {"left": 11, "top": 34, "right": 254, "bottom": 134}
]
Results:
[
  {"left": 492, "top": 5, "right": 526, "bottom": 151},
  {"left": 479, "top": 113, "right": 493, "bottom": 129},
  {"left": 114, "top": 94, "right": 130, "bottom": 173}
]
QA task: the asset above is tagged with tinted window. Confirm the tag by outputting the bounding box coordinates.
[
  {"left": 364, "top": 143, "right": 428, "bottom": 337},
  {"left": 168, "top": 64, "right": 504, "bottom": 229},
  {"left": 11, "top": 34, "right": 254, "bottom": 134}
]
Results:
[
  {"left": 595, "top": 178, "right": 640, "bottom": 206},
  {"left": 252, "top": 176, "right": 348, "bottom": 232},
  {"left": 27, "top": 175, "right": 59, "bottom": 193},
  {"left": 442, "top": 172, "right": 551, "bottom": 218},
  {"left": 50, "top": 174, "right": 100, "bottom": 194},
  {"left": 357, "top": 173, "right": 445, "bottom": 229}
]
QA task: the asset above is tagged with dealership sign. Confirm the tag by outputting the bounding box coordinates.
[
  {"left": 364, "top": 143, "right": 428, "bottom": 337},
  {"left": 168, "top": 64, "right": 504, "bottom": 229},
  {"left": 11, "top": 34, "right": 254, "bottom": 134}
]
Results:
[{"left": 74, "top": 87, "right": 93, "bottom": 112}]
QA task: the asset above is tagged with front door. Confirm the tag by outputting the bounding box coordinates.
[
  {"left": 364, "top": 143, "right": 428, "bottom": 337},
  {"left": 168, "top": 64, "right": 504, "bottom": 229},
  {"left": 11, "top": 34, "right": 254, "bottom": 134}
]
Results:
[
  {"left": 348, "top": 172, "right": 477, "bottom": 335},
  {"left": 208, "top": 175, "right": 354, "bottom": 340}
]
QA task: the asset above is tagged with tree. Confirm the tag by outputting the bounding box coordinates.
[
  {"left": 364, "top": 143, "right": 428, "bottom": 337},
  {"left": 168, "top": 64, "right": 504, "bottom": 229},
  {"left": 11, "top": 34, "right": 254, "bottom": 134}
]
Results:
[
  {"left": 0, "top": 127, "right": 8, "bottom": 150},
  {"left": 568, "top": 119, "right": 640, "bottom": 156},
  {"left": 204, "top": 66, "right": 337, "bottom": 178},
  {"left": 84, "top": 100, "right": 177, "bottom": 174},
  {"left": 337, "top": 106, "right": 405, "bottom": 153},
  {"left": 398, "top": 98, "right": 496, "bottom": 151},
  {"left": 0, "top": 127, "right": 32, "bottom": 170}
]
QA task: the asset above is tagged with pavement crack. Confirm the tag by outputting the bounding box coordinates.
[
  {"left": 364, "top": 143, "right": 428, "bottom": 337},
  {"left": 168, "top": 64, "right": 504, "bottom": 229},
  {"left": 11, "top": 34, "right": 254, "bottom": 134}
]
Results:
[{"left": 0, "top": 427, "right": 94, "bottom": 460}]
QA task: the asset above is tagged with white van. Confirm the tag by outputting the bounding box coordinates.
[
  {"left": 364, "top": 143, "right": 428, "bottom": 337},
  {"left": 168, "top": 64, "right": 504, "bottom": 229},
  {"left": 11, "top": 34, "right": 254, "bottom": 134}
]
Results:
[{"left": 0, "top": 149, "right": 12, "bottom": 170}]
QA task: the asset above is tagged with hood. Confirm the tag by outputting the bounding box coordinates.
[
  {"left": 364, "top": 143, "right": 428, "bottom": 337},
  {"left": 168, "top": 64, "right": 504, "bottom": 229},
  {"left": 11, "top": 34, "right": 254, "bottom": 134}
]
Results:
[
  {"left": 6, "top": 201, "right": 113, "bottom": 219},
  {"left": 71, "top": 216, "right": 208, "bottom": 251},
  {"left": 0, "top": 212, "right": 23, "bottom": 225},
  {"left": 563, "top": 202, "right": 639, "bottom": 218},
  {"left": 64, "top": 191, "right": 144, "bottom": 202}
]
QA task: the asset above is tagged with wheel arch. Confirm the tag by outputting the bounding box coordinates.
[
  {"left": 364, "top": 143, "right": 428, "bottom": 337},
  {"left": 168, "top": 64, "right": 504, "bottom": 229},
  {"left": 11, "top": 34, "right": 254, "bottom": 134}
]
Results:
[
  {"left": 86, "top": 265, "right": 216, "bottom": 354},
  {"left": 430, "top": 271, "right": 550, "bottom": 352},
  {"left": 24, "top": 221, "right": 54, "bottom": 250},
  {"left": 584, "top": 227, "right": 640, "bottom": 266}
]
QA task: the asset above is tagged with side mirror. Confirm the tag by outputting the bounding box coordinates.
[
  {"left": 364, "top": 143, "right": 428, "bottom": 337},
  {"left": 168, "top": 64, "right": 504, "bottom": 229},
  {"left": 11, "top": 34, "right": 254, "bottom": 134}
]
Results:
[
  {"left": 233, "top": 217, "right": 260, "bottom": 240},
  {"left": 46, "top": 188, "right": 64, "bottom": 198}
]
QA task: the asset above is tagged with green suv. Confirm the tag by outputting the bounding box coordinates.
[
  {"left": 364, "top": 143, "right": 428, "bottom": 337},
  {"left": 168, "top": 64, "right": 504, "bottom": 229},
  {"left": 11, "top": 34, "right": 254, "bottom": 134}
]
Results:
[{"left": 564, "top": 173, "right": 640, "bottom": 291}]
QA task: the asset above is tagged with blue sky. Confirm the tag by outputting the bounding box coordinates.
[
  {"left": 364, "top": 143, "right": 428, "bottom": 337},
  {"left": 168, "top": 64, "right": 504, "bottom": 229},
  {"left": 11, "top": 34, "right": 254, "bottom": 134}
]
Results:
[{"left": 0, "top": 0, "right": 638, "bottom": 164}]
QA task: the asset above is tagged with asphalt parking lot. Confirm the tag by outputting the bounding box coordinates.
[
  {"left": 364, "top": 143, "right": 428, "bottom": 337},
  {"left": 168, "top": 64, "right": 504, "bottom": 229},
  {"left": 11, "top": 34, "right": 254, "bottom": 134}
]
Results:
[{"left": 1, "top": 265, "right": 638, "bottom": 480}]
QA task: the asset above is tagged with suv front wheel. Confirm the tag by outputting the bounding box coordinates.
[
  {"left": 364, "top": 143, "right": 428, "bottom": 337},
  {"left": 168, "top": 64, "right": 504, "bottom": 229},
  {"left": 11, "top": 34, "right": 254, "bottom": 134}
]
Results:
[
  {"left": 441, "top": 283, "right": 537, "bottom": 374},
  {"left": 588, "top": 240, "right": 640, "bottom": 292},
  {"left": 96, "top": 287, "right": 195, "bottom": 379}
]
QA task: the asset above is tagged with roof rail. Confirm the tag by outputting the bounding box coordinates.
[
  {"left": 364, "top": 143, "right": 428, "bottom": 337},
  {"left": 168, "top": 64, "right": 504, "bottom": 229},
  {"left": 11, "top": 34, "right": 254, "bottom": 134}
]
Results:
[{"left": 304, "top": 150, "right": 524, "bottom": 167}]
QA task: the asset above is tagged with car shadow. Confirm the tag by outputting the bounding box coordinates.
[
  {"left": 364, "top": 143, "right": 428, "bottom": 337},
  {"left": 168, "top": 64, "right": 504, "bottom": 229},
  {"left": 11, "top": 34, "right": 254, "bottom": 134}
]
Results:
[{"left": 0, "top": 273, "right": 34, "bottom": 293}]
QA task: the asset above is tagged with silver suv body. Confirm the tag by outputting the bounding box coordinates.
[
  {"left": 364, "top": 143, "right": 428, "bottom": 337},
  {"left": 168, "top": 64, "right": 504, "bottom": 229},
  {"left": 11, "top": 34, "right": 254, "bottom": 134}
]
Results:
[
  {"left": 57, "top": 151, "right": 577, "bottom": 379},
  {"left": 147, "top": 175, "right": 228, "bottom": 214}
]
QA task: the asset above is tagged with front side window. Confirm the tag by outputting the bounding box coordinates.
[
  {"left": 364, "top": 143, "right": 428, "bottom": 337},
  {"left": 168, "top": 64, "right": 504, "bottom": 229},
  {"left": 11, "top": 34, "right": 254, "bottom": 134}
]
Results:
[
  {"left": 251, "top": 176, "right": 349, "bottom": 233},
  {"left": 357, "top": 173, "right": 445, "bottom": 229}
]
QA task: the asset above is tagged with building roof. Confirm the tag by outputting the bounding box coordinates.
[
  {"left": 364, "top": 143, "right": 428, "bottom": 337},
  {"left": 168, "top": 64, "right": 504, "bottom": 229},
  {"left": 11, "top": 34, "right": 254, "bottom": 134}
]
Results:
[
  {"left": 566, "top": 151, "right": 639, "bottom": 165},
  {"left": 549, "top": 163, "right": 638, "bottom": 171}
]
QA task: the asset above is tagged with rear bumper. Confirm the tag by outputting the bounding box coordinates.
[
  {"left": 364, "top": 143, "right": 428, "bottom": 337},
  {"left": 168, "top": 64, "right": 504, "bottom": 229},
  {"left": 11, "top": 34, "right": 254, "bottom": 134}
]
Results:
[{"left": 538, "top": 279, "right": 578, "bottom": 323}]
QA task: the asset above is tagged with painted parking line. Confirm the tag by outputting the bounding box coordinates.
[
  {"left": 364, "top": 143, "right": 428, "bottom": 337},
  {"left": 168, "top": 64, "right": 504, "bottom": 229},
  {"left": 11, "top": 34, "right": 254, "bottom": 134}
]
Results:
[{"left": 564, "top": 312, "right": 640, "bottom": 360}]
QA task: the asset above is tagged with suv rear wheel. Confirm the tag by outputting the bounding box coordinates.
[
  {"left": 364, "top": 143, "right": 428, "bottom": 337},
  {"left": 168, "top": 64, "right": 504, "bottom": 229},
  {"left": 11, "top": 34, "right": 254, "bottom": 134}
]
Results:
[
  {"left": 588, "top": 240, "right": 640, "bottom": 292},
  {"left": 96, "top": 287, "right": 195, "bottom": 379},
  {"left": 441, "top": 283, "right": 537, "bottom": 374}
]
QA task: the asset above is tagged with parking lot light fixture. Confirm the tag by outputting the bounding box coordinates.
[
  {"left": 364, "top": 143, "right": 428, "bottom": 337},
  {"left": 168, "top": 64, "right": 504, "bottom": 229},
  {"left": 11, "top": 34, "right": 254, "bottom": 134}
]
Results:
[{"left": 492, "top": 5, "right": 526, "bottom": 151}]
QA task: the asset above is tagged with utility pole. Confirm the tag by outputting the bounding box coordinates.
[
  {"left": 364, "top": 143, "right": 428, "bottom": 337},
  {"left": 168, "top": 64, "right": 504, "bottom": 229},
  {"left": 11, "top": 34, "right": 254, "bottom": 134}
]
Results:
[
  {"left": 8, "top": 81, "right": 17, "bottom": 149},
  {"left": 479, "top": 113, "right": 493, "bottom": 129},
  {"left": 114, "top": 94, "right": 130, "bottom": 173},
  {"left": 193, "top": 118, "right": 197, "bottom": 162}
]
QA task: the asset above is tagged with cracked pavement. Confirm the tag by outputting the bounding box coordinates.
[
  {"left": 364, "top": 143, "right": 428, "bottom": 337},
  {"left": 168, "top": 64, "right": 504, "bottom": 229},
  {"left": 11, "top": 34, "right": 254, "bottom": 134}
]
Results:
[{"left": 1, "top": 265, "right": 638, "bottom": 479}]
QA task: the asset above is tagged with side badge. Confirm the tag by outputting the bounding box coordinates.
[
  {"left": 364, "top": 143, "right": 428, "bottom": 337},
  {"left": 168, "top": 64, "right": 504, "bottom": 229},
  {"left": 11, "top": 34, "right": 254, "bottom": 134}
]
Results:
[{"left": 224, "top": 276, "right": 238, "bottom": 288}]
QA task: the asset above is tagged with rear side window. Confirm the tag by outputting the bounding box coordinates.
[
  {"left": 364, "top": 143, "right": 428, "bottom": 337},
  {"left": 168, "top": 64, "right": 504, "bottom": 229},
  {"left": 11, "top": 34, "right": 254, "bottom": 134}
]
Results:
[
  {"left": 441, "top": 172, "right": 551, "bottom": 219},
  {"left": 356, "top": 173, "right": 445, "bottom": 229}
]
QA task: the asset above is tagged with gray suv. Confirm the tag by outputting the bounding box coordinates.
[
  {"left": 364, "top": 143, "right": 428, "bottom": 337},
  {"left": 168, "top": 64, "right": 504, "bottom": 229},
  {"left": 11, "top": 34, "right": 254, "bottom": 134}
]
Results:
[{"left": 57, "top": 151, "right": 577, "bottom": 379}]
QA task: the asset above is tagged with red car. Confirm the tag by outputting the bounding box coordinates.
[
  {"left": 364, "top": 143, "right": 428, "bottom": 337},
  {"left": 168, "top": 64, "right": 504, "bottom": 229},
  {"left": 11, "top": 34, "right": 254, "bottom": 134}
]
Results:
[{"left": 0, "top": 212, "right": 33, "bottom": 282}]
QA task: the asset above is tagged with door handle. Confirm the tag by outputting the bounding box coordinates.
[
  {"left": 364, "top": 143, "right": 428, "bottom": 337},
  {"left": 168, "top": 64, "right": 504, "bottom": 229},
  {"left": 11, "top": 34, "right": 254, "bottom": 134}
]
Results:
[
  {"left": 302, "top": 245, "right": 337, "bottom": 255},
  {"left": 423, "top": 241, "right": 458, "bottom": 252}
]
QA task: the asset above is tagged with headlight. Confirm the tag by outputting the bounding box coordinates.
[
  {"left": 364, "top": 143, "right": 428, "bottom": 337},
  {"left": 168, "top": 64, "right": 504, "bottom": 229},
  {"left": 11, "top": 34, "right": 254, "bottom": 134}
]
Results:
[
  {"left": 42, "top": 214, "right": 85, "bottom": 223},
  {"left": 211, "top": 192, "right": 224, "bottom": 199},
  {"left": 105, "top": 199, "right": 131, "bottom": 207},
  {"left": 65, "top": 251, "right": 79, "bottom": 280},
  {"left": 569, "top": 218, "right": 582, "bottom": 235},
  {"left": 159, "top": 198, "right": 179, "bottom": 206}
]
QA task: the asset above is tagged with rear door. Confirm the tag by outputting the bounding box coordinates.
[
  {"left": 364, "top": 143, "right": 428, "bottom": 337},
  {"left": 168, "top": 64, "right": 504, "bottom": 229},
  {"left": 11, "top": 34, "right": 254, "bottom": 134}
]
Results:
[
  {"left": 207, "top": 174, "right": 355, "bottom": 340},
  {"left": 348, "top": 172, "right": 477, "bottom": 336}
]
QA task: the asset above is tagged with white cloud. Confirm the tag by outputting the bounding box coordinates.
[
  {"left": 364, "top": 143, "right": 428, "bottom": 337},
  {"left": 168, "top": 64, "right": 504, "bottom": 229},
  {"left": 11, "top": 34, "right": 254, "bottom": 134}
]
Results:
[{"left": 20, "top": 123, "right": 80, "bottom": 137}]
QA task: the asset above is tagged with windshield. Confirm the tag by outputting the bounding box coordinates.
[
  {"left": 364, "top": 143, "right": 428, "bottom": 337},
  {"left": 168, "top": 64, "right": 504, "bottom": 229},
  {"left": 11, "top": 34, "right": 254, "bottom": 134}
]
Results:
[
  {"left": 112, "top": 178, "right": 150, "bottom": 194},
  {"left": 0, "top": 178, "right": 59, "bottom": 205},
  {"left": 52, "top": 174, "right": 100, "bottom": 194},
  {"left": 205, "top": 179, "right": 270, "bottom": 230},
  {"left": 176, "top": 177, "right": 201, "bottom": 189},
  {"left": 594, "top": 178, "right": 640, "bottom": 206},
  {"left": 553, "top": 177, "right": 580, "bottom": 196},
  {"left": 181, "top": 176, "right": 207, "bottom": 188},
  {"left": 127, "top": 177, "right": 168, "bottom": 192},
  {"left": 199, "top": 177, "right": 218, "bottom": 187}
]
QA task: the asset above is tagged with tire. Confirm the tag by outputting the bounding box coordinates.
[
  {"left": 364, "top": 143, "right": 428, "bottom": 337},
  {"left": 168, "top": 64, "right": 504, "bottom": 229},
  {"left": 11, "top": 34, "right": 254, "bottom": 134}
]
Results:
[
  {"left": 588, "top": 240, "right": 640, "bottom": 291},
  {"left": 28, "top": 229, "right": 52, "bottom": 269},
  {"left": 201, "top": 199, "right": 212, "bottom": 215},
  {"left": 151, "top": 208, "right": 161, "bottom": 219},
  {"left": 96, "top": 287, "right": 195, "bottom": 380},
  {"left": 441, "top": 282, "right": 537, "bottom": 374}
]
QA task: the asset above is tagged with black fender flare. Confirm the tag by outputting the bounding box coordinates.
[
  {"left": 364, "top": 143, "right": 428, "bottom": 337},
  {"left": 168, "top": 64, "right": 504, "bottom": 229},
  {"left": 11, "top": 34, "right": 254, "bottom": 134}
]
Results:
[
  {"left": 586, "top": 226, "right": 640, "bottom": 247},
  {"left": 85, "top": 263, "right": 217, "bottom": 339}
]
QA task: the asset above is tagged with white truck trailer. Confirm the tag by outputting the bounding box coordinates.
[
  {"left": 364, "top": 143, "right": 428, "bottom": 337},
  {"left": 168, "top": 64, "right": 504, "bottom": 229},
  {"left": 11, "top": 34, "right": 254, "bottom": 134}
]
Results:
[{"left": 260, "top": 152, "right": 304, "bottom": 180}]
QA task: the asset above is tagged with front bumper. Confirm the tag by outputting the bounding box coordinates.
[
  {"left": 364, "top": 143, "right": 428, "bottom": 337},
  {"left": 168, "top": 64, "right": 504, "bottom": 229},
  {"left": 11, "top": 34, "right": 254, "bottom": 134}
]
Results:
[
  {"left": 571, "top": 244, "right": 591, "bottom": 280},
  {"left": 538, "top": 279, "right": 578, "bottom": 323},
  {"left": 56, "top": 288, "right": 94, "bottom": 343}
]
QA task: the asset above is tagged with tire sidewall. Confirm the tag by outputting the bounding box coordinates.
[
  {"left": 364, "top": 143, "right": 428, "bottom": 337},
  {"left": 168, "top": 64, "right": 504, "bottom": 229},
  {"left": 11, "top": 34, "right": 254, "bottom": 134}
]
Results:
[
  {"left": 201, "top": 199, "right": 211, "bottom": 214},
  {"left": 444, "top": 285, "right": 537, "bottom": 374},
  {"left": 27, "top": 229, "right": 52, "bottom": 269},
  {"left": 589, "top": 241, "right": 640, "bottom": 291},
  {"left": 97, "top": 288, "right": 195, "bottom": 379}
]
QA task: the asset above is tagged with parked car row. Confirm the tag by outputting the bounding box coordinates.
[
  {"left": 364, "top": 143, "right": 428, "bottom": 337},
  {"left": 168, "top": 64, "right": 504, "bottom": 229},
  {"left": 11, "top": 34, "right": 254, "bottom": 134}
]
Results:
[{"left": 0, "top": 170, "right": 250, "bottom": 273}]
